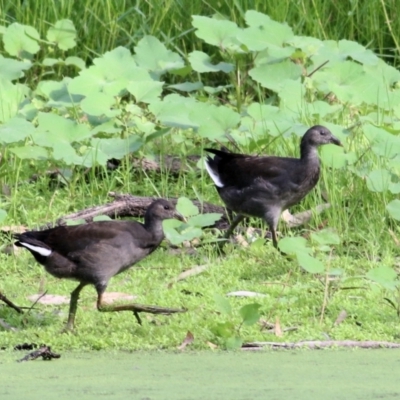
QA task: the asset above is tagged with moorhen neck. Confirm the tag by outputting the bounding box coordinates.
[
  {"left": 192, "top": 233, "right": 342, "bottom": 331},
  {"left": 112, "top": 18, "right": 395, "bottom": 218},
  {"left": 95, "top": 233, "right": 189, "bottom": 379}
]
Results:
[
  {"left": 14, "top": 199, "right": 185, "bottom": 331},
  {"left": 204, "top": 125, "right": 342, "bottom": 249}
]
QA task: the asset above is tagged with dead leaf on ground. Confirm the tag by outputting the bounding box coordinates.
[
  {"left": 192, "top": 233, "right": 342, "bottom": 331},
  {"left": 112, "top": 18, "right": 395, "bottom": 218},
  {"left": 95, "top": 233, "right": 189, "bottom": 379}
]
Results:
[
  {"left": 177, "top": 331, "right": 194, "bottom": 350},
  {"left": 275, "top": 317, "right": 283, "bottom": 337},
  {"left": 281, "top": 204, "right": 331, "bottom": 228},
  {"left": 168, "top": 265, "right": 209, "bottom": 288},
  {"left": 333, "top": 309, "right": 347, "bottom": 326},
  {"left": 27, "top": 294, "right": 69, "bottom": 305},
  {"left": 206, "top": 341, "right": 218, "bottom": 350}
]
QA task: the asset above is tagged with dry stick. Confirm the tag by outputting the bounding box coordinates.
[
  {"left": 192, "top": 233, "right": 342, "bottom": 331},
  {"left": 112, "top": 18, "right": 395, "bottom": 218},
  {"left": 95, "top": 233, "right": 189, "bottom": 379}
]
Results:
[
  {"left": 242, "top": 340, "right": 400, "bottom": 350},
  {"left": 39, "top": 193, "right": 229, "bottom": 230},
  {"left": 0, "top": 292, "right": 23, "bottom": 314}
]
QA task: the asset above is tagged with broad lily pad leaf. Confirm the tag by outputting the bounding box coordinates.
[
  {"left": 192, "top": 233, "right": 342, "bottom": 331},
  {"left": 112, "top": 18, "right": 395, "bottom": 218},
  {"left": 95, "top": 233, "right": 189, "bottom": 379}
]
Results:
[
  {"left": 249, "top": 60, "right": 302, "bottom": 92},
  {"left": 133, "top": 35, "right": 184, "bottom": 77},
  {"left": 238, "top": 10, "right": 293, "bottom": 51},
  {"left": 80, "top": 92, "right": 119, "bottom": 117},
  {"left": 187, "top": 213, "right": 222, "bottom": 228},
  {"left": 366, "top": 266, "right": 398, "bottom": 290},
  {"left": 192, "top": 16, "right": 242, "bottom": 51},
  {"left": 65, "top": 56, "right": 85, "bottom": 70},
  {"left": 0, "top": 55, "right": 31, "bottom": 80},
  {"left": 10, "top": 145, "right": 48, "bottom": 160},
  {"left": 91, "top": 136, "right": 143, "bottom": 159},
  {"left": 278, "top": 236, "right": 309, "bottom": 255},
  {"left": 69, "top": 47, "right": 139, "bottom": 96},
  {"left": 190, "top": 103, "right": 240, "bottom": 140},
  {"left": 3, "top": 23, "right": 40, "bottom": 59},
  {"left": 364, "top": 124, "right": 400, "bottom": 159},
  {"left": 168, "top": 81, "right": 203, "bottom": 92},
  {"left": 149, "top": 94, "right": 198, "bottom": 129},
  {"left": 296, "top": 252, "right": 325, "bottom": 274},
  {"left": 387, "top": 200, "right": 400, "bottom": 221},
  {"left": 38, "top": 78, "right": 84, "bottom": 107},
  {"left": 188, "top": 51, "right": 234, "bottom": 73},
  {"left": 46, "top": 19, "right": 77, "bottom": 50},
  {"left": 127, "top": 80, "right": 164, "bottom": 103},
  {"left": 0, "top": 117, "right": 34, "bottom": 143},
  {"left": 366, "top": 169, "right": 391, "bottom": 192},
  {"left": 177, "top": 197, "right": 198, "bottom": 217},
  {"left": 320, "top": 145, "right": 348, "bottom": 169},
  {"left": 0, "top": 79, "right": 27, "bottom": 122},
  {"left": 42, "top": 58, "right": 61, "bottom": 66}
]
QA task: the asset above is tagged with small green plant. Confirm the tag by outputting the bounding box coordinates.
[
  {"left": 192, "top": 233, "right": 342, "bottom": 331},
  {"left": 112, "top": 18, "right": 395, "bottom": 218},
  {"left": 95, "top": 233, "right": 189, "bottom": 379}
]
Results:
[{"left": 211, "top": 294, "right": 261, "bottom": 350}]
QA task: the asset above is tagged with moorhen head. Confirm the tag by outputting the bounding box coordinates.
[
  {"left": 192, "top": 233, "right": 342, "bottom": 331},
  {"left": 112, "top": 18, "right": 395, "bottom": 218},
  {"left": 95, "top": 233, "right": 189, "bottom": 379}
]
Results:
[
  {"left": 204, "top": 125, "right": 342, "bottom": 249},
  {"left": 14, "top": 199, "right": 184, "bottom": 331}
]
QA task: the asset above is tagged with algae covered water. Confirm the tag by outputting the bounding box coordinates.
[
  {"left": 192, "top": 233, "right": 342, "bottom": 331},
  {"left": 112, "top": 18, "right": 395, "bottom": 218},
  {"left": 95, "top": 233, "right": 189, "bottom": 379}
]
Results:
[{"left": 1, "top": 349, "right": 399, "bottom": 399}]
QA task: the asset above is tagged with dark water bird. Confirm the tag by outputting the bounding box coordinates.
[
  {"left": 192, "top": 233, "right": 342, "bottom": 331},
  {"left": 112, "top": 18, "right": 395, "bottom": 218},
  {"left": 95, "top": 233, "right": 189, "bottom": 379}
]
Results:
[
  {"left": 14, "top": 199, "right": 185, "bottom": 331},
  {"left": 204, "top": 125, "right": 342, "bottom": 249}
]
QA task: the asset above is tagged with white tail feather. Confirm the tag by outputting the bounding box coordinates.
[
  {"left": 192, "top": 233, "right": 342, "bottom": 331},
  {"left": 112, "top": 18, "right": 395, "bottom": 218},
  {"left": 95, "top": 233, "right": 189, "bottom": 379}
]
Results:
[
  {"left": 205, "top": 161, "right": 224, "bottom": 188},
  {"left": 20, "top": 242, "right": 52, "bottom": 257}
]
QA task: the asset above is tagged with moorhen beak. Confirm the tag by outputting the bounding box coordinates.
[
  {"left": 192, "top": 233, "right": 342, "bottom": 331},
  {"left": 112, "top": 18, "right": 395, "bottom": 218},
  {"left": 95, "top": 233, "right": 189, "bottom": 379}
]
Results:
[
  {"left": 204, "top": 125, "right": 342, "bottom": 249},
  {"left": 14, "top": 199, "right": 184, "bottom": 331}
]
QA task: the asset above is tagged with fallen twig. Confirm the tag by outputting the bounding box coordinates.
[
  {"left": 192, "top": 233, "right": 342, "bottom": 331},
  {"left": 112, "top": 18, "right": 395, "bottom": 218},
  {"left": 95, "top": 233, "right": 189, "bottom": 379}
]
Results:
[
  {"left": 0, "top": 292, "right": 23, "bottom": 314},
  {"left": 242, "top": 340, "right": 400, "bottom": 350},
  {"left": 17, "top": 345, "right": 61, "bottom": 362}
]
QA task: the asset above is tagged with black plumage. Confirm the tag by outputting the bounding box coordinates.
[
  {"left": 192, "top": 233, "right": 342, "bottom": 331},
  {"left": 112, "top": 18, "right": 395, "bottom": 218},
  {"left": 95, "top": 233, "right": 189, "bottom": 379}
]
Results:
[
  {"left": 204, "top": 125, "right": 342, "bottom": 248},
  {"left": 14, "top": 199, "right": 184, "bottom": 331}
]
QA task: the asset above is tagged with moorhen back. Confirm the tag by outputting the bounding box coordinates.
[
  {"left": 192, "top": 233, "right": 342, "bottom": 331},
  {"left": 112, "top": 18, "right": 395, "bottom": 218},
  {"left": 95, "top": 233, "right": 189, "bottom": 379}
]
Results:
[
  {"left": 14, "top": 199, "right": 185, "bottom": 331},
  {"left": 204, "top": 125, "right": 342, "bottom": 248}
]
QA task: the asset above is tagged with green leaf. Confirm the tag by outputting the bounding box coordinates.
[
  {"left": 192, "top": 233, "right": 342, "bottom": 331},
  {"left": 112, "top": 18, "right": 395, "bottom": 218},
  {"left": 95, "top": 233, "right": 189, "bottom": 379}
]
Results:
[
  {"left": 46, "top": 19, "right": 77, "bottom": 50},
  {"left": 91, "top": 136, "right": 143, "bottom": 159},
  {"left": 188, "top": 213, "right": 222, "bottom": 228},
  {"left": 38, "top": 79, "right": 84, "bottom": 107},
  {"left": 311, "top": 229, "right": 341, "bottom": 246},
  {"left": 249, "top": 60, "right": 302, "bottom": 92},
  {"left": 239, "top": 303, "right": 261, "bottom": 326},
  {"left": 366, "top": 266, "right": 398, "bottom": 290},
  {"left": 278, "top": 236, "right": 309, "bottom": 255},
  {"left": 80, "top": 92, "right": 120, "bottom": 117},
  {"left": 188, "top": 51, "right": 234, "bottom": 73},
  {"left": 386, "top": 200, "right": 400, "bottom": 220},
  {"left": 296, "top": 253, "right": 325, "bottom": 274},
  {"left": 211, "top": 321, "right": 235, "bottom": 339},
  {"left": 168, "top": 81, "right": 203, "bottom": 92},
  {"left": 225, "top": 337, "right": 243, "bottom": 350},
  {"left": 65, "top": 56, "right": 85, "bottom": 70},
  {"left": 133, "top": 35, "right": 184, "bottom": 77},
  {"left": 0, "top": 209, "right": 7, "bottom": 224},
  {"left": 10, "top": 145, "right": 48, "bottom": 160},
  {"left": 127, "top": 80, "right": 164, "bottom": 103},
  {"left": 0, "top": 117, "right": 34, "bottom": 143},
  {"left": 237, "top": 10, "right": 293, "bottom": 51},
  {"left": 0, "top": 78, "right": 28, "bottom": 122},
  {"left": 177, "top": 197, "right": 199, "bottom": 217},
  {"left": 213, "top": 294, "right": 232, "bottom": 315},
  {"left": 192, "top": 16, "right": 241, "bottom": 51},
  {"left": 366, "top": 169, "right": 391, "bottom": 192},
  {"left": 162, "top": 220, "right": 202, "bottom": 245},
  {"left": 0, "top": 54, "right": 31, "bottom": 80},
  {"left": 93, "top": 215, "right": 112, "bottom": 222},
  {"left": 3, "top": 23, "right": 40, "bottom": 59}
]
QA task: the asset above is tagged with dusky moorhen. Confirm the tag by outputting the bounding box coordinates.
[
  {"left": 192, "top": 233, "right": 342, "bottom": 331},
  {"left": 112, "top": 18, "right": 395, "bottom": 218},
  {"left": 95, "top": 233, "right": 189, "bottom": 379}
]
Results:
[
  {"left": 14, "top": 199, "right": 184, "bottom": 331},
  {"left": 204, "top": 125, "right": 342, "bottom": 248}
]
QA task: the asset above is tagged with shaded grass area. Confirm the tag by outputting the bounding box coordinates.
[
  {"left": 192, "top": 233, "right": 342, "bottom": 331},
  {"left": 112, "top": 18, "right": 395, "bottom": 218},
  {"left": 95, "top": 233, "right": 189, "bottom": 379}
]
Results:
[{"left": 1, "top": 349, "right": 400, "bottom": 399}]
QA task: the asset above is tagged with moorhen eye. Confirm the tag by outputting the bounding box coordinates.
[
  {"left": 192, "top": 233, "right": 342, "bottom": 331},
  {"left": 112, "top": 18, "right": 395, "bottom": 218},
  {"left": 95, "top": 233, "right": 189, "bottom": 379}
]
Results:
[
  {"left": 204, "top": 125, "right": 342, "bottom": 250},
  {"left": 14, "top": 199, "right": 185, "bottom": 332}
]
